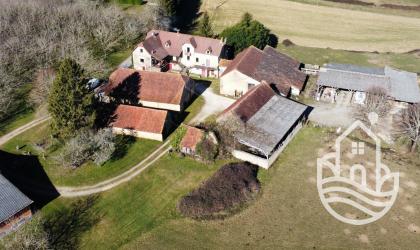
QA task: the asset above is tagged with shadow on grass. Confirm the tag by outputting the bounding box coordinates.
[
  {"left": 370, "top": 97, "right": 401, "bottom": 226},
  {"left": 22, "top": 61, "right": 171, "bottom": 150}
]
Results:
[
  {"left": 111, "top": 135, "right": 136, "bottom": 161},
  {"left": 0, "top": 150, "right": 59, "bottom": 209},
  {"left": 43, "top": 195, "right": 101, "bottom": 249}
]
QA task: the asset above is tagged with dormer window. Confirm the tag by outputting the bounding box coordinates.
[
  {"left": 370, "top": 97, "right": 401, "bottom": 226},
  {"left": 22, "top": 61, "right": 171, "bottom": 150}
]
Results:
[
  {"left": 206, "top": 47, "right": 212, "bottom": 54},
  {"left": 165, "top": 41, "right": 171, "bottom": 48},
  {"left": 152, "top": 49, "right": 156, "bottom": 54}
]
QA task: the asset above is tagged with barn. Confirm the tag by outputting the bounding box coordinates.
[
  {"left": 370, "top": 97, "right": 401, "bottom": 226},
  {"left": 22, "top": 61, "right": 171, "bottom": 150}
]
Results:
[{"left": 316, "top": 64, "right": 420, "bottom": 104}]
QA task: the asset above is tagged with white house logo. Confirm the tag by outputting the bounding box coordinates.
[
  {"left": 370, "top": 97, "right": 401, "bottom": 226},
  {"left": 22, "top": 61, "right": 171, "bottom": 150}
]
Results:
[{"left": 317, "top": 113, "right": 399, "bottom": 225}]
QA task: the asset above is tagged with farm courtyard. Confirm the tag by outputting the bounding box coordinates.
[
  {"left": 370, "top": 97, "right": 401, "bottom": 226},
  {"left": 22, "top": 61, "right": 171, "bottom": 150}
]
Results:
[{"left": 201, "top": 0, "right": 420, "bottom": 53}]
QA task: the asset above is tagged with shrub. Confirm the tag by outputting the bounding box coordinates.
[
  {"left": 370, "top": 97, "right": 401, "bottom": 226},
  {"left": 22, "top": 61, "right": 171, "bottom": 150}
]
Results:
[
  {"left": 195, "top": 136, "right": 218, "bottom": 161},
  {"left": 171, "top": 126, "right": 187, "bottom": 151},
  {"left": 178, "top": 162, "right": 260, "bottom": 219}
]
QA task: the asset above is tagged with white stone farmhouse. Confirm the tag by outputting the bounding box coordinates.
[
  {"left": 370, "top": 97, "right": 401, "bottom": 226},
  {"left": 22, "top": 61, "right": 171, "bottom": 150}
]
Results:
[
  {"left": 133, "top": 30, "right": 227, "bottom": 78},
  {"left": 220, "top": 46, "right": 307, "bottom": 97}
]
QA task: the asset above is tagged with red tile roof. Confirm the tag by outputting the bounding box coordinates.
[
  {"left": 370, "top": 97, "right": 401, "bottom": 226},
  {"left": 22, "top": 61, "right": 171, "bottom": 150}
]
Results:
[
  {"left": 111, "top": 105, "right": 168, "bottom": 134},
  {"left": 219, "top": 82, "right": 276, "bottom": 123},
  {"left": 139, "top": 30, "right": 225, "bottom": 59},
  {"left": 103, "top": 68, "right": 137, "bottom": 95},
  {"left": 105, "top": 69, "right": 191, "bottom": 105},
  {"left": 221, "top": 46, "right": 306, "bottom": 95},
  {"left": 180, "top": 126, "right": 204, "bottom": 151}
]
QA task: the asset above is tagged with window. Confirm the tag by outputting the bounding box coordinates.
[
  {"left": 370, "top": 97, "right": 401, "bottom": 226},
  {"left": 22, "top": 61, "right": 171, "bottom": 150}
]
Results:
[
  {"left": 248, "top": 83, "right": 255, "bottom": 89},
  {"left": 195, "top": 57, "right": 199, "bottom": 63},
  {"left": 187, "top": 56, "right": 190, "bottom": 61},
  {"left": 187, "top": 47, "right": 190, "bottom": 53},
  {"left": 351, "top": 141, "right": 365, "bottom": 155},
  {"left": 140, "top": 58, "right": 144, "bottom": 63},
  {"left": 140, "top": 48, "right": 143, "bottom": 53}
]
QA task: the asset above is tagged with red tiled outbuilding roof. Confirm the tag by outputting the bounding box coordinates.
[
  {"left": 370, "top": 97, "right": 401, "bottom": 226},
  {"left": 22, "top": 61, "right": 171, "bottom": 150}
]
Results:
[
  {"left": 111, "top": 105, "right": 168, "bottom": 134},
  {"left": 180, "top": 126, "right": 204, "bottom": 151},
  {"left": 105, "top": 69, "right": 191, "bottom": 105}
]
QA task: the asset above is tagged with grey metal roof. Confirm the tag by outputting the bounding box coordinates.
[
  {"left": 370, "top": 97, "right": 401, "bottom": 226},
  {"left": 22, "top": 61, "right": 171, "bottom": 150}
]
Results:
[
  {"left": 0, "top": 174, "right": 33, "bottom": 224},
  {"left": 317, "top": 64, "right": 420, "bottom": 103},
  {"left": 325, "top": 63, "right": 385, "bottom": 76},
  {"left": 236, "top": 95, "right": 308, "bottom": 156}
]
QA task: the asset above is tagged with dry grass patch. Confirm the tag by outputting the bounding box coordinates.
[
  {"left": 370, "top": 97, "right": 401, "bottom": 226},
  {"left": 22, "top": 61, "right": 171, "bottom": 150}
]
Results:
[{"left": 202, "top": 0, "right": 420, "bottom": 52}]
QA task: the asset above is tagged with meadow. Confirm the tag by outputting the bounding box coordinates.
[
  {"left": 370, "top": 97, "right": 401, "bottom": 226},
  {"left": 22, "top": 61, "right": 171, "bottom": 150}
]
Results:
[{"left": 201, "top": 0, "right": 420, "bottom": 53}]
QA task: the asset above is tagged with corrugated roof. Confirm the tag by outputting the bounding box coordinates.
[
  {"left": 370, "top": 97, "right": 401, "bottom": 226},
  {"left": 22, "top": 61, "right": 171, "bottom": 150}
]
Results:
[
  {"left": 317, "top": 64, "right": 420, "bottom": 103},
  {"left": 221, "top": 46, "right": 306, "bottom": 95},
  {"left": 111, "top": 105, "right": 168, "bottom": 134},
  {"left": 219, "top": 83, "right": 308, "bottom": 156},
  {"left": 139, "top": 30, "right": 225, "bottom": 58},
  {"left": 0, "top": 174, "right": 33, "bottom": 224}
]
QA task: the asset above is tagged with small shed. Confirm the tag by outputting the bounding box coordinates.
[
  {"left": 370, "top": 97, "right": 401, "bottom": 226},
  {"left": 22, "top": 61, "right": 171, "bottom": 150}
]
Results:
[
  {"left": 180, "top": 126, "right": 204, "bottom": 156},
  {"left": 0, "top": 174, "right": 33, "bottom": 238}
]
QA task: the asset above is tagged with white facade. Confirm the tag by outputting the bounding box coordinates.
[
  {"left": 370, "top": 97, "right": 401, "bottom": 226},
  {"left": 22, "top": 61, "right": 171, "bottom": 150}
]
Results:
[
  {"left": 133, "top": 43, "right": 221, "bottom": 77},
  {"left": 112, "top": 127, "right": 163, "bottom": 141},
  {"left": 133, "top": 47, "right": 153, "bottom": 70},
  {"left": 221, "top": 69, "right": 301, "bottom": 97},
  {"left": 220, "top": 70, "right": 259, "bottom": 96}
]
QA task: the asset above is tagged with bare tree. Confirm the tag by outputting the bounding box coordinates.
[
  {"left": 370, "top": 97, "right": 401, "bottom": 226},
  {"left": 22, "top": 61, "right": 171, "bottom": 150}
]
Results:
[
  {"left": 356, "top": 86, "right": 391, "bottom": 122},
  {"left": 396, "top": 103, "right": 420, "bottom": 152},
  {"left": 0, "top": 214, "right": 50, "bottom": 250},
  {"left": 0, "top": 0, "right": 151, "bottom": 121}
]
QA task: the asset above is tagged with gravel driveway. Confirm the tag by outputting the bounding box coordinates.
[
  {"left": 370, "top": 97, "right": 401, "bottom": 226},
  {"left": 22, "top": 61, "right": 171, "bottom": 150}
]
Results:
[{"left": 189, "top": 84, "right": 235, "bottom": 124}]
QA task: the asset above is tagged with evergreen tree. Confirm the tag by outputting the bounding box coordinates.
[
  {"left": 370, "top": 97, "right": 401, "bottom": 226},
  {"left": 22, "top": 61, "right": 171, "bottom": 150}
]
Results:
[
  {"left": 159, "top": 0, "right": 177, "bottom": 16},
  {"left": 220, "top": 12, "right": 275, "bottom": 55},
  {"left": 197, "top": 12, "right": 214, "bottom": 37},
  {"left": 48, "top": 58, "right": 95, "bottom": 138}
]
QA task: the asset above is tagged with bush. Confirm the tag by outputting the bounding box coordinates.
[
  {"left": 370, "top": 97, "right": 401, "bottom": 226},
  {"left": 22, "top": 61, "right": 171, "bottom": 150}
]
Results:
[
  {"left": 178, "top": 162, "right": 260, "bottom": 219},
  {"left": 56, "top": 128, "right": 116, "bottom": 168},
  {"left": 171, "top": 126, "right": 187, "bottom": 151},
  {"left": 195, "top": 136, "right": 218, "bottom": 161}
]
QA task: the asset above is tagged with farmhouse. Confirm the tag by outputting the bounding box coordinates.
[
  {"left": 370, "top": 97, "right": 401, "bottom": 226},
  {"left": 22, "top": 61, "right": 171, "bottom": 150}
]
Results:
[
  {"left": 220, "top": 46, "right": 307, "bottom": 97},
  {"left": 316, "top": 63, "right": 420, "bottom": 104},
  {"left": 180, "top": 125, "right": 204, "bottom": 156},
  {"left": 102, "top": 68, "right": 195, "bottom": 112},
  {"left": 110, "top": 105, "right": 173, "bottom": 141},
  {"left": 218, "top": 82, "right": 310, "bottom": 169},
  {"left": 133, "top": 30, "right": 227, "bottom": 78},
  {"left": 0, "top": 174, "right": 33, "bottom": 238}
]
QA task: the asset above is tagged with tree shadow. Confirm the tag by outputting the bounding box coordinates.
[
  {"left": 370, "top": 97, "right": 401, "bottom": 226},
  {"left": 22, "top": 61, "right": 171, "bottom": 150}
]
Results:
[
  {"left": 43, "top": 195, "right": 101, "bottom": 250},
  {"left": 110, "top": 135, "right": 136, "bottom": 161},
  {"left": 268, "top": 34, "right": 279, "bottom": 48},
  {"left": 175, "top": 0, "right": 202, "bottom": 33},
  {"left": 0, "top": 150, "right": 59, "bottom": 209},
  {"left": 109, "top": 71, "right": 140, "bottom": 105}
]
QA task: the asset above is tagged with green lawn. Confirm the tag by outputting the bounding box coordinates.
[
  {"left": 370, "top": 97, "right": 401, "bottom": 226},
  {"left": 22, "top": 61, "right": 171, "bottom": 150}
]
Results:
[
  {"left": 0, "top": 122, "right": 161, "bottom": 186},
  {"left": 276, "top": 43, "right": 420, "bottom": 73},
  {"left": 0, "top": 109, "right": 35, "bottom": 137},
  {"left": 41, "top": 155, "right": 226, "bottom": 249},
  {"left": 105, "top": 48, "right": 133, "bottom": 69},
  {"left": 6, "top": 125, "right": 419, "bottom": 249}
]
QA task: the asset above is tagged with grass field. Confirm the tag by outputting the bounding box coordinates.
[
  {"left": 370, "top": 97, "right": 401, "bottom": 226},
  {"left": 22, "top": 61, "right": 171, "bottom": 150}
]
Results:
[
  {"left": 202, "top": 0, "right": 420, "bottom": 53},
  {"left": 29, "top": 126, "right": 420, "bottom": 249},
  {"left": 275, "top": 43, "right": 420, "bottom": 73},
  {"left": 40, "top": 155, "right": 226, "bottom": 249},
  {"left": 0, "top": 122, "right": 162, "bottom": 186}
]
